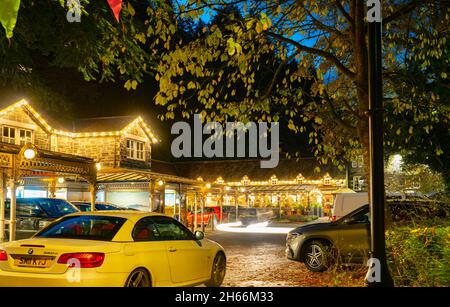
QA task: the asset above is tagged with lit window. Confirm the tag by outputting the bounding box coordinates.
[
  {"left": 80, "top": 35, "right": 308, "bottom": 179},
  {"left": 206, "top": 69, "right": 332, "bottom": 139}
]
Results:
[
  {"left": 127, "top": 139, "right": 145, "bottom": 161},
  {"left": 270, "top": 175, "right": 278, "bottom": 185},
  {"left": 19, "top": 129, "right": 33, "bottom": 145},
  {"left": 2, "top": 126, "right": 15, "bottom": 144},
  {"left": 2, "top": 126, "right": 33, "bottom": 145},
  {"left": 296, "top": 174, "right": 304, "bottom": 184},
  {"left": 353, "top": 176, "right": 361, "bottom": 191}
]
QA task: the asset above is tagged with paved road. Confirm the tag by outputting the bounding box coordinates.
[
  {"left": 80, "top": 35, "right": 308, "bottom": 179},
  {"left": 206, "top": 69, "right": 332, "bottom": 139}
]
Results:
[{"left": 206, "top": 230, "right": 365, "bottom": 287}]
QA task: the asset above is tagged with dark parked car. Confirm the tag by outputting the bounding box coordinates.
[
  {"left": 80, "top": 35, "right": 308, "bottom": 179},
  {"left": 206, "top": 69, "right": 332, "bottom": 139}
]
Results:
[
  {"left": 4, "top": 198, "right": 79, "bottom": 239},
  {"left": 286, "top": 205, "right": 370, "bottom": 272},
  {"left": 286, "top": 201, "right": 449, "bottom": 272},
  {"left": 71, "top": 201, "right": 126, "bottom": 212}
]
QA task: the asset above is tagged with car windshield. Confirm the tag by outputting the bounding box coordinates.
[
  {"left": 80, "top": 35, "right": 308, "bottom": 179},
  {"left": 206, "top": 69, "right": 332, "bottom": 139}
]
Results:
[
  {"left": 96, "top": 204, "right": 121, "bottom": 210},
  {"left": 18, "top": 198, "right": 78, "bottom": 218},
  {"left": 76, "top": 204, "right": 90, "bottom": 212},
  {"left": 36, "top": 215, "right": 126, "bottom": 241}
]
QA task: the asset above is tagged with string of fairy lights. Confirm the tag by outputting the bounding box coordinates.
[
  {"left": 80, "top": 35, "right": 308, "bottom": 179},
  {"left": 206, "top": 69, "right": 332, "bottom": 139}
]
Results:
[
  {"left": 0, "top": 99, "right": 159, "bottom": 143},
  {"left": 196, "top": 173, "right": 346, "bottom": 188}
]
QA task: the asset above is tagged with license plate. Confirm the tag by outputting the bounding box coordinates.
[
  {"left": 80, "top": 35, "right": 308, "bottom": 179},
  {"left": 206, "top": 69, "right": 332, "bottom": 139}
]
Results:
[{"left": 14, "top": 256, "right": 52, "bottom": 268}]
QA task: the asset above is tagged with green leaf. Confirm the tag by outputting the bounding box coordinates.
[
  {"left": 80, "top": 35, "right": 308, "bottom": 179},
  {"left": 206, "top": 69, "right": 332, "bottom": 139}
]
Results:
[
  {"left": 124, "top": 80, "right": 132, "bottom": 91},
  {"left": 127, "top": 2, "right": 135, "bottom": 16}
]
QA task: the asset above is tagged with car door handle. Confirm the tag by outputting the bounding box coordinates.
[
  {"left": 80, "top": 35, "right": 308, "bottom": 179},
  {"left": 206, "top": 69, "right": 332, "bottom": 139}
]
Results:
[{"left": 168, "top": 247, "right": 177, "bottom": 252}]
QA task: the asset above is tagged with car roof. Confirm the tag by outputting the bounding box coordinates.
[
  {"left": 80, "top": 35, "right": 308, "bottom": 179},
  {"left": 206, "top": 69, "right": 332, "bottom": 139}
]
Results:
[{"left": 64, "top": 210, "right": 167, "bottom": 222}]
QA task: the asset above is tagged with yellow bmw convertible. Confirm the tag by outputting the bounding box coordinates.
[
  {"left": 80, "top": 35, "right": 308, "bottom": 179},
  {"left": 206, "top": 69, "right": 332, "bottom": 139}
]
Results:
[{"left": 0, "top": 211, "right": 226, "bottom": 287}]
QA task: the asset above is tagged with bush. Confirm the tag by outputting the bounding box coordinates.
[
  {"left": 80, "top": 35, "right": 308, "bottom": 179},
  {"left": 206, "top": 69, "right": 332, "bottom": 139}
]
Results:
[
  {"left": 386, "top": 221, "right": 450, "bottom": 287},
  {"left": 274, "top": 215, "right": 319, "bottom": 223}
]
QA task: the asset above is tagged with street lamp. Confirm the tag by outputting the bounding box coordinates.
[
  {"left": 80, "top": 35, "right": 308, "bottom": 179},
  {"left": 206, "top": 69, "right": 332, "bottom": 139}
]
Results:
[
  {"left": 366, "top": 0, "right": 394, "bottom": 286},
  {"left": 8, "top": 144, "right": 38, "bottom": 241},
  {"left": 23, "top": 148, "right": 36, "bottom": 160}
]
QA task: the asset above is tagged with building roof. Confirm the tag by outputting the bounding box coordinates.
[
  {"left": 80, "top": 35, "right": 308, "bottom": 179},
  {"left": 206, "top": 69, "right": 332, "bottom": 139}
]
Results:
[
  {"left": 173, "top": 158, "right": 345, "bottom": 182},
  {"left": 150, "top": 159, "right": 180, "bottom": 176},
  {"left": 71, "top": 116, "right": 137, "bottom": 133},
  {"left": 0, "top": 99, "right": 158, "bottom": 140}
]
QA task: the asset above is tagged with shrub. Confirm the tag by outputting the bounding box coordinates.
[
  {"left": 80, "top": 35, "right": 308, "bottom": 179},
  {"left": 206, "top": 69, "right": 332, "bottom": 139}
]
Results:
[
  {"left": 275, "top": 215, "right": 319, "bottom": 222},
  {"left": 386, "top": 221, "right": 450, "bottom": 287}
]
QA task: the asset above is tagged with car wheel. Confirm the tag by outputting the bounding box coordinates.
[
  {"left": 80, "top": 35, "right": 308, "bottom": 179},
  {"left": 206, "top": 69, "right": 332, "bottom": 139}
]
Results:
[
  {"left": 125, "top": 268, "right": 151, "bottom": 287},
  {"left": 205, "top": 252, "right": 226, "bottom": 287},
  {"left": 303, "top": 240, "right": 332, "bottom": 272}
]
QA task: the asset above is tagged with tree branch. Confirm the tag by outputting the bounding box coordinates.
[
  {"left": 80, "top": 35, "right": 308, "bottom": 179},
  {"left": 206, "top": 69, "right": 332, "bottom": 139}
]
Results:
[
  {"left": 384, "top": 0, "right": 427, "bottom": 24},
  {"left": 301, "top": 3, "right": 346, "bottom": 37},
  {"left": 262, "top": 52, "right": 297, "bottom": 100},
  {"left": 267, "top": 32, "right": 356, "bottom": 79},
  {"left": 334, "top": 0, "right": 354, "bottom": 28},
  {"left": 323, "top": 89, "right": 357, "bottom": 133}
]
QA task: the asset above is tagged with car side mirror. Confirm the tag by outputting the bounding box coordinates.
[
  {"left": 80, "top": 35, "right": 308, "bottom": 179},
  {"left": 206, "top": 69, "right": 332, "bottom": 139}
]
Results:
[
  {"left": 194, "top": 230, "right": 204, "bottom": 241},
  {"left": 345, "top": 215, "right": 369, "bottom": 225},
  {"left": 344, "top": 216, "right": 359, "bottom": 224}
]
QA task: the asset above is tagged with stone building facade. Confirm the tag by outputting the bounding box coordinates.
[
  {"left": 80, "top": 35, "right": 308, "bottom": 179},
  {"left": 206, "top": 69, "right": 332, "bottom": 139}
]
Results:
[
  {"left": 0, "top": 99, "right": 350, "bottom": 217},
  {"left": 0, "top": 99, "right": 162, "bottom": 206},
  {"left": 0, "top": 100, "right": 156, "bottom": 169}
]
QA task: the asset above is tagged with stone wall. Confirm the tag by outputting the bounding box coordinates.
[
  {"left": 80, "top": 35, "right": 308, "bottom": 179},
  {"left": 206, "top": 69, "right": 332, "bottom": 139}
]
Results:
[
  {"left": 119, "top": 124, "right": 152, "bottom": 169},
  {"left": 55, "top": 135, "right": 73, "bottom": 153},
  {"left": 0, "top": 106, "right": 153, "bottom": 169},
  {"left": 73, "top": 136, "right": 119, "bottom": 168},
  {"left": 0, "top": 107, "right": 50, "bottom": 150}
]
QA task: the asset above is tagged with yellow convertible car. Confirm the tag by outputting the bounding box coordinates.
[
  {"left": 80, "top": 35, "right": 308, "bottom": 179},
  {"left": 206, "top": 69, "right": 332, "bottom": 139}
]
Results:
[{"left": 0, "top": 211, "right": 226, "bottom": 287}]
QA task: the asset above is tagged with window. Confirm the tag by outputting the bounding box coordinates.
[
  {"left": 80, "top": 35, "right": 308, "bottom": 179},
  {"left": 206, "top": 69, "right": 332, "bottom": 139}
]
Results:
[
  {"left": 2, "top": 126, "right": 33, "bottom": 145},
  {"left": 36, "top": 215, "right": 126, "bottom": 241},
  {"left": 133, "top": 216, "right": 194, "bottom": 241},
  {"left": 2, "top": 126, "right": 15, "bottom": 144},
  {"left": 18, "top": 198, "right": 78, "bottom": 218},
  {"left": 19, "top": 129, "right": 32, "bottom": 145},
  {"left": 351, "top": 209, "right": 370, "bottom": 224},
  {"left": 126, "top": 139, "right": 145, "bottom": 160},
  {"left": 353, "top": 176, "right": 362, "bottom": 191}
]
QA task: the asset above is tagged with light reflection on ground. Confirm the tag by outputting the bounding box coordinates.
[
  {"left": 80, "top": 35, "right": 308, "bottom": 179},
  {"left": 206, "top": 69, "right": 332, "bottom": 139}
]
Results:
[{"left": 216, "top": 221, "right": 295, "bottom": 234}]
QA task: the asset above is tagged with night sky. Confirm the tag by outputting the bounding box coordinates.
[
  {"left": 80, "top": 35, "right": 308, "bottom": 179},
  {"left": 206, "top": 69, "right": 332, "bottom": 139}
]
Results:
[{"left": 0, "top": 59, "right": 311, "bottom": 162}]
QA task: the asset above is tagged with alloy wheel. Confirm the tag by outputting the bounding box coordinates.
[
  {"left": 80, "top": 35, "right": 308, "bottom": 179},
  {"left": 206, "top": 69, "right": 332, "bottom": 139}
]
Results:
[
  {"left": 306, "top": 244, "right": 324, "bottom": 269},
  {"left": 212, "top": 253, "right": 226, "bottom": 285},
  {"left": 126, "top": 269, "right": 151, "bottom": 287}
]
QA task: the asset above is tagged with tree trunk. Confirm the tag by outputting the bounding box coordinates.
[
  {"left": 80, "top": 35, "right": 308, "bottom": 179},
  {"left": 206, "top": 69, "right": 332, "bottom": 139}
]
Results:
[{"left": 354, "top": 3, "right": 371, "bottom": 199}]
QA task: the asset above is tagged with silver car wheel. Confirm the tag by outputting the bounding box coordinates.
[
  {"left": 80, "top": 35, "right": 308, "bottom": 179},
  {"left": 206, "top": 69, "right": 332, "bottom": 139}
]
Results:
[{"left": 306, "top": 244, "right": 324, "bottom": 269}]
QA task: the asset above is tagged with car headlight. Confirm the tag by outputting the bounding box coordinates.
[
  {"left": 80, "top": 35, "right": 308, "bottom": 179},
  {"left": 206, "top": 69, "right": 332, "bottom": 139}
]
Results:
[{"left": 287, "top": 232, "right": 303, "bottom": 242}]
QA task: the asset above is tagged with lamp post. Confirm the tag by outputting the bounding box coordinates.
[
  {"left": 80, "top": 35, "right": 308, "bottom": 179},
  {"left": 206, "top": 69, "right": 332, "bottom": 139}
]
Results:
[
  {"left": 0, "top": 171, "right": 6, "bottom": 242},
  {"left": 366, "top": 0, "right": 394, "bottom": 286},
  {"left": 9, "top": 144, "right": 38, "bottom": 241},
  {"left": 200, "top": 183, "right": 211, "bottom": 232}
]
